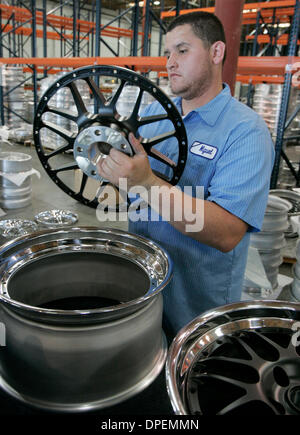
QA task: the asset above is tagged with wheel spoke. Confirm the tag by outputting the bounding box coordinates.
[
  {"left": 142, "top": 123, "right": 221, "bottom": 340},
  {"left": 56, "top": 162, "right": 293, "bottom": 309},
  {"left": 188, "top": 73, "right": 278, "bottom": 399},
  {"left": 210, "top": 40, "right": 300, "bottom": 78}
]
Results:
[
  {"left": 148, "top": 148, "right": 176, "bottom": 168},
  {"left": 199, "top": 373, "right": 250, "bottom": 390},
  {"left": 46, "top": 106, "right": 78, "bottom": 122},
  {"left": 85, "top": 77, "right": 106, "bottom": 107},
  {"left": 42, "top": 120, "right": 75, "bottom": 143},
  {"left": 79, "top": 172, "right": 88, "bottom": 195},
  {"left": 152, "top": 170, "right": 173, "bottom": 182},
  {"left": 231, "top": 335, "right": 267, "bottom": 366},
  {"left": 43, "top": 143, "right": 73, "bottom": 159},
  {"left": 216, "top": 394, "right": 254, "bottom": 415},
  {"left": 109, "top": 80, "right": 126, "bottom": 109},
  {"left": 141, "top": 130, "right": 176, "bottom": 149},
  {"left": 52, "top": 163, "right": 79, "bottom": 174},
  {"left": 129, "top": 88, "right": 144, "bottom": 120},
  {"left": 68, "top": 81, "right": 87, "bottom": 116},
  {"left": 138, "top": 113, "right": 169, "bottom": 127}
]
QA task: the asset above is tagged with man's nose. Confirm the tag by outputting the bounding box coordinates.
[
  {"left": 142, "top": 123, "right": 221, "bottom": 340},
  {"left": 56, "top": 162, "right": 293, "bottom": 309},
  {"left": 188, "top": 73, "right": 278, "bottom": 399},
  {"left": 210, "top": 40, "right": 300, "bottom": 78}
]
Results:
[{"left": 166, "top": 53, "right": 177, "bottom": 69}]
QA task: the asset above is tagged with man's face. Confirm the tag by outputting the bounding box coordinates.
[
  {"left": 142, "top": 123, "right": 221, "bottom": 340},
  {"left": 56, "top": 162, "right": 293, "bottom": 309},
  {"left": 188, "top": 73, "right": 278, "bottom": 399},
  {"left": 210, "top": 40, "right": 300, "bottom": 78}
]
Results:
[{"left": 164, "top": 24, "right": 213, "bottom": 101}]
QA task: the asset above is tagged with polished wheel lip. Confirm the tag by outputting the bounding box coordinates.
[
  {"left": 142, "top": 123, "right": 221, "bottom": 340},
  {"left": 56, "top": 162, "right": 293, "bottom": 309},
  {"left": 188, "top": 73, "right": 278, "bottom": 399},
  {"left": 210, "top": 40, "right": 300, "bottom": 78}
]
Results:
[
  {"left": 0, "top": 226, "right": 173, "bottom": 324},
  {"left": 165, "top": 300, "right": 300, "bottom": 415},
  {"left": 0, "top": 332, "right": 167, "bottom": 412}
]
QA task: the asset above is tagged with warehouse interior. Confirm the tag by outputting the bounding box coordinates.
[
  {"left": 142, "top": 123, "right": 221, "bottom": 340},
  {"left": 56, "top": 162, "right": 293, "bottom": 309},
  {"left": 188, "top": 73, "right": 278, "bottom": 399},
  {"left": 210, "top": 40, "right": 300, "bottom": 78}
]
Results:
[{"left": 0, "top": 0, "right": 300, "bottom": 418}]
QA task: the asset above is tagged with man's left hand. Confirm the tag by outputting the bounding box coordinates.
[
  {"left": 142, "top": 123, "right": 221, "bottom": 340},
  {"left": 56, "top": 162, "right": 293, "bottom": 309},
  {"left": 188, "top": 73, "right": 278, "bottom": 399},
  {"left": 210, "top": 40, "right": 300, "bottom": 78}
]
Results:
[{"left": 97, "top": 132, "right": 156, "bottom": 189}]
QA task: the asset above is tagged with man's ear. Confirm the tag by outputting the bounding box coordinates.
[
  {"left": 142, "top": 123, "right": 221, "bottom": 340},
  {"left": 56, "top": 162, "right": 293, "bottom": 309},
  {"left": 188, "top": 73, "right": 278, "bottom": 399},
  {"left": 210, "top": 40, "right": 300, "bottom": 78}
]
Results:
[{"left": 210, "top": 41, "right": 226, "bottom": 65}]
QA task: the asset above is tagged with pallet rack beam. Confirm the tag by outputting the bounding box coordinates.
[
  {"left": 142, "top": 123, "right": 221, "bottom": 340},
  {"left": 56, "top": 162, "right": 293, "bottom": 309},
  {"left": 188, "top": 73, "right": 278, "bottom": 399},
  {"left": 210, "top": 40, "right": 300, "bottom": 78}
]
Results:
[
  {"left": 0, "top": 54, "right": 299, "bottom": 73},
  {"left": 160, "top": 0, "right": 297, "bottom": 18},
  {"left": 0, "top": 3, "right": 138, "bottom": 37}
]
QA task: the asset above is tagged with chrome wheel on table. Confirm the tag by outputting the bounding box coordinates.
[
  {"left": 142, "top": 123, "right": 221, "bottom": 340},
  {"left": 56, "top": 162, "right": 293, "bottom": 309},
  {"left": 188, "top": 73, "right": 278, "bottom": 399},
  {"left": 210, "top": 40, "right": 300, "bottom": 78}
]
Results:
[{"left": 166, "top": 301, "right": 300, "bottom": 415}]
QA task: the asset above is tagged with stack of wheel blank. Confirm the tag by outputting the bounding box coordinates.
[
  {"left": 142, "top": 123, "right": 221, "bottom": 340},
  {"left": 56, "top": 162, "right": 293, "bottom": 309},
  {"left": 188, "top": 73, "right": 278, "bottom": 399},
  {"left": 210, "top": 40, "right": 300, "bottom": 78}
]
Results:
[
  {"left": 249, "top": 195, "right": 292, "bottom": 289},
  {"left": 290, "top": 215, "right": 300, "bottom": 301},
  {"left": 0, "top": 151, "right": 32, "bottom": 209}
]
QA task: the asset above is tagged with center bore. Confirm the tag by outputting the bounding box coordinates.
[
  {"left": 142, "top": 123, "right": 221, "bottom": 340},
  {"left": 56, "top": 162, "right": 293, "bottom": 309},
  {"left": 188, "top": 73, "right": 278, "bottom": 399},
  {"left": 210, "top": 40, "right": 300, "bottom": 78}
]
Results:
[{"left": 89, "top": 141, "right": 113, "bottom": 165}]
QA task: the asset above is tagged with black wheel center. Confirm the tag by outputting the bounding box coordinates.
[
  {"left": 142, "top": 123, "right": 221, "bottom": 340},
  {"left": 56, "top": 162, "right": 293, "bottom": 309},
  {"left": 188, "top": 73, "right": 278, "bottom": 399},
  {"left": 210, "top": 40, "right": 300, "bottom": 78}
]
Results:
[{"left": 287, "top": 386, "right": 300, "bottom": 412}]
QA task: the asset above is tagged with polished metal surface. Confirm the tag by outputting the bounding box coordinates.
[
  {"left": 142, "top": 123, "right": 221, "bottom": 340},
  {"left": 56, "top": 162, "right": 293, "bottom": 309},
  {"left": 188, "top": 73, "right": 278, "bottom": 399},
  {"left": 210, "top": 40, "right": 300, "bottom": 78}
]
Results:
[
  {"left": 250, "top": 231, "right": 286, "bottom": 250},
  {"left": 0, "top": 294, "right": 167, "bottom": 412},
  {"left": 0, "top": 151, "right": 33, "bottom": 209},
  {"left": 34, "top": 209, "right": 78, "bottom": 228},
  {"left": 0, "top": 227, "right": 172, "bottom": 411},
  {"left": 0, "top": 219, "right": 38, "bottom": 238},
  {"left": 270, "top": 190, "right": 300, "bottom": 216},
  {"left": 0, "top": 227, "right": 172, "bottom": 324},
  {"left": 166, "top": 300, "right": 300, "bottom": 415},
  {"left": 73, "top": 125, "right": 133, "bottom": 181},
  {"left": 0, "top": 151, "right": 32, "bottom": 173}
]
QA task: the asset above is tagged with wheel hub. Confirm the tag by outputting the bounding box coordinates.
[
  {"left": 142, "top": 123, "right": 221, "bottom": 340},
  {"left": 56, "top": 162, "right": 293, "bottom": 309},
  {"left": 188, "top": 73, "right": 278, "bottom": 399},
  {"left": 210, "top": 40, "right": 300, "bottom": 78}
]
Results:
[{"left": 73, "top": 125, "right": 133, "bottom": 181}]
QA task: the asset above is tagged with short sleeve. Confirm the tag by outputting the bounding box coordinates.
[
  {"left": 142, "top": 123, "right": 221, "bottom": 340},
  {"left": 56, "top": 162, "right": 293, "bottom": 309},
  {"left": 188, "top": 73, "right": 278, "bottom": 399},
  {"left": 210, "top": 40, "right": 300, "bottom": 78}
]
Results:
[{"left": 207, "top": 116, "right": 275, "bottom": 232}]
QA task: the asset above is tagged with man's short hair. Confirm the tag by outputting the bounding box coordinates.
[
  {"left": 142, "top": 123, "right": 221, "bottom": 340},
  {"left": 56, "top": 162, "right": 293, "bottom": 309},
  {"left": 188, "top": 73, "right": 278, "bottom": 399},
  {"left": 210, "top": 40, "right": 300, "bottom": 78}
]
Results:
[{"left": 167, "top": 11, "right": 226, "bottom": 61}]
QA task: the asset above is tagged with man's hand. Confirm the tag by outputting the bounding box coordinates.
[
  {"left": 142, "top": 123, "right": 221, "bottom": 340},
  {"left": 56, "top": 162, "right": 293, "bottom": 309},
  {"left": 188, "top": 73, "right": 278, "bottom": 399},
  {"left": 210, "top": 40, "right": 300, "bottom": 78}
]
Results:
[{"left": 97, "top": 133, "right": 156, "bottom": 190}]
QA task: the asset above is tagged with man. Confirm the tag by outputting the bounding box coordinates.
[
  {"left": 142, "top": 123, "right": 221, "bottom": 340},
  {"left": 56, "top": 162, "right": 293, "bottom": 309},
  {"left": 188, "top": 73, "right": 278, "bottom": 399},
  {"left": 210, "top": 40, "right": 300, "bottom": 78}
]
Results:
[{"left": 97, "top": 12, "right": 275, "bottom": 337}]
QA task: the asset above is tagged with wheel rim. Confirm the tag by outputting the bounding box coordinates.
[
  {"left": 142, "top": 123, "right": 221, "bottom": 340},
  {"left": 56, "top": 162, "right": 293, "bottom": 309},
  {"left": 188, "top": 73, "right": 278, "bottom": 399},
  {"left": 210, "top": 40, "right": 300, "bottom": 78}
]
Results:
[
  {"left": 166, "top": 301, "right": 300, "bottom": 415},
  {"left": 33, "top": 65, "right": 187, "bottom": 209}
]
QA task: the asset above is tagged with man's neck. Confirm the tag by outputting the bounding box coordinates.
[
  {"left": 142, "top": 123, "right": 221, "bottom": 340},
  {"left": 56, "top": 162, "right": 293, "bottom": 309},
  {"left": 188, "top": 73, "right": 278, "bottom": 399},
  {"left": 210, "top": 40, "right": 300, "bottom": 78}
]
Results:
[{"left": 181, "top": 82, "right": 223, "bottom": 116}]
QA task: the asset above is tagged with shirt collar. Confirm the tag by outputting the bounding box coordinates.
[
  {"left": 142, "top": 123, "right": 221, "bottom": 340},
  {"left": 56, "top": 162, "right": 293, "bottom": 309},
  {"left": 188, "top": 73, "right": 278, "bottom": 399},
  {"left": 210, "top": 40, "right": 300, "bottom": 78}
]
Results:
[{"left": 174, "top": 83, "right": 232, "bottom": 127}]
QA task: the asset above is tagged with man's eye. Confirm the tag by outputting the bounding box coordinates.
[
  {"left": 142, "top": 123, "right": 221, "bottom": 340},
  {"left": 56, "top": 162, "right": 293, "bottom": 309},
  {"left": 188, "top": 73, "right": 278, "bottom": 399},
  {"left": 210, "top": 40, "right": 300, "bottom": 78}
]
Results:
[{"left": 179, "top": 49, "right": 187, "bottom": 54}]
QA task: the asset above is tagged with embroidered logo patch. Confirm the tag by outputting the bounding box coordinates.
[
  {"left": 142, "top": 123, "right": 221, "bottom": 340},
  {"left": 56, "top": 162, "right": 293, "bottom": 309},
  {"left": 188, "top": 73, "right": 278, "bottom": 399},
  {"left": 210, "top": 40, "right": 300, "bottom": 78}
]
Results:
[{"left": 190, "top": 141, "right": 218, "bottom": 160}]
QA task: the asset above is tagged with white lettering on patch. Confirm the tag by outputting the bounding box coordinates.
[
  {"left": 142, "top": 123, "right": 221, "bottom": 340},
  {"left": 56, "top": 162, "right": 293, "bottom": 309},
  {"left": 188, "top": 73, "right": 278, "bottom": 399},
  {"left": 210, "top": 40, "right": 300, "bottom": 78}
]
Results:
[{"left": 190, "top": 141, "right": 218, "bottom": 160}]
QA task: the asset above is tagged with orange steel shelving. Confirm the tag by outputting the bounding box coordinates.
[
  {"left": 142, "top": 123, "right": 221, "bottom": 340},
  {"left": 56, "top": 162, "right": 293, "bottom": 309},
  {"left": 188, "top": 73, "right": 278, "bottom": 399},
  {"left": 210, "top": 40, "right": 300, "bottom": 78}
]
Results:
[
  {"left": 1, "top": 24, "right": 89, "bottom": 41},
  {"left": 161, "top": 0, "right": 296, "bottom": 19},
  {"left": 0, "top": 3, "right": 139, "bottom": 39},
  {"left": 1, "top": 55, "right": 299, "bottom": 84}
]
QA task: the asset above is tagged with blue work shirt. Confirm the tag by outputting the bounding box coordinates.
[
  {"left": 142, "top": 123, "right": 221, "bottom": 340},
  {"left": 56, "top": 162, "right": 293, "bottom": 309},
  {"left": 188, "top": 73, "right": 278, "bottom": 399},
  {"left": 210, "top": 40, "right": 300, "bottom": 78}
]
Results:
[{"left": 129, "top": 83, "right": 275, "bottom": 336}]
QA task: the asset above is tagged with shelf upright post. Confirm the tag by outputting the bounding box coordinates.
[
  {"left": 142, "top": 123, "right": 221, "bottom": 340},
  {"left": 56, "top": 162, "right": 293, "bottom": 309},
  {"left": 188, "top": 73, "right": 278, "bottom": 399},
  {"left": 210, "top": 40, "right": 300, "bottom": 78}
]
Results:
[
  {"left": 31, "top": 0, "right": 38, "bottom": 113},
  {"left": 12, "top": 0, "right": 16, "bottom": 58},
  {"left": 42, "top": 0, "right": 47, "bottom": 78},
  {"left": 0, "top": 8, "right": 4, "bottom": 126},
  {"left": 270, "top": 0, "right": 300, "bottom": 189},
  {"left": 73, "top": 0, "right": 79, "bottom": 58},
  {"left": 132, "top": 0, "right": 139, "bottom": 57},
  {"left": 142, "top": 0, "right": 151, "bottom": 57},
  {"left": 94, "top": 0, "right": 101, "bottom": 113},
  {"left": 176, "top": 0, "right": 181, "bottom": 17},
  {"left": 95, "top": 0, "right": 101, "bottom": 58},
  {"left": 158, "top": 0, "right": 165, "bottom": 57}
]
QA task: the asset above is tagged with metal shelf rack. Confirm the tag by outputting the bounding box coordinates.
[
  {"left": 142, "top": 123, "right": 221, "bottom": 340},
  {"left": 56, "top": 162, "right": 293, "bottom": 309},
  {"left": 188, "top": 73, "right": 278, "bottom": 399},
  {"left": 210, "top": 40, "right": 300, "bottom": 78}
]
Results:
[{"left": 0, "top": 0, "right": 299, "bottom": 188}]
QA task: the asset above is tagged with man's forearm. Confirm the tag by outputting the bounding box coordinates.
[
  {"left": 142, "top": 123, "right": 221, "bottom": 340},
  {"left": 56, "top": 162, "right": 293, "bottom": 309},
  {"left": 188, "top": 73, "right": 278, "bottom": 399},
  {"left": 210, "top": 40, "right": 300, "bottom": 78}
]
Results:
[{"left": 140, "top": 175, "right": 248, "bottom": 253}]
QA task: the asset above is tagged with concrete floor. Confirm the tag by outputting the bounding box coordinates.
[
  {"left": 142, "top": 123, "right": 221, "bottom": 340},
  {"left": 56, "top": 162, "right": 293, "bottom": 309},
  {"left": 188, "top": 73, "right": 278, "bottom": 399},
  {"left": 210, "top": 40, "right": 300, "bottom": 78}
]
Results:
[{"left": 0, "top": 140, "right": 299, "bottom": 304}]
